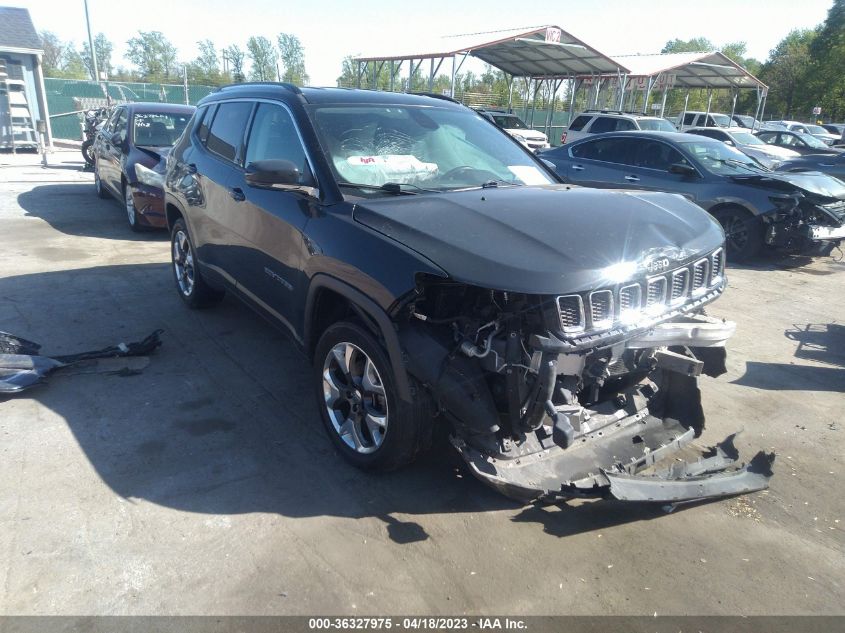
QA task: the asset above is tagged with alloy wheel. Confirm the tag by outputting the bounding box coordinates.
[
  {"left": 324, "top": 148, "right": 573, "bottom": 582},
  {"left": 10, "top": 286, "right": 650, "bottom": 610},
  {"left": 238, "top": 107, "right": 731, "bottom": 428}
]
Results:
[
  {"left": 322, "top": 342, "right": 388, "bottom": 454},
  {"left": 172, "top": 229, "right": 195, "bottom": 297},
  {"left": 722, "top": 214, "right": 749, "bottom": 252}
]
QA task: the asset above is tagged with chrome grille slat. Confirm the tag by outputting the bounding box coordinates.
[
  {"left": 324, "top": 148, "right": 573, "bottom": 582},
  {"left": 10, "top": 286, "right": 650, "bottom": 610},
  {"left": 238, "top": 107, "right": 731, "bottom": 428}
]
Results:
[
  {"left": 556, "top": 248, "right": 726, "bottom": 337},
  {"left": 588, "top": 290, "right": 614, "bottom": 329}
]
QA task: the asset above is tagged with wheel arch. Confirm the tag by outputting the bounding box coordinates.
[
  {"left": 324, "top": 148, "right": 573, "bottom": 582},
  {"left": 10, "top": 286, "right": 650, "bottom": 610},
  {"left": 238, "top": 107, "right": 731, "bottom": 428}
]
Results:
[{"left": 304, "top": 274, "right": 411, "bottom": 402}]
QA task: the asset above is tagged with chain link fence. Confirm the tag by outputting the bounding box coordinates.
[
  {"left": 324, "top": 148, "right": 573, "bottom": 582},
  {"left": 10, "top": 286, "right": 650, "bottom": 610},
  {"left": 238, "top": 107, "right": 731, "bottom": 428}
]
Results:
[{"left": 45, "top": 78, "right": 217, "bottom": 140}]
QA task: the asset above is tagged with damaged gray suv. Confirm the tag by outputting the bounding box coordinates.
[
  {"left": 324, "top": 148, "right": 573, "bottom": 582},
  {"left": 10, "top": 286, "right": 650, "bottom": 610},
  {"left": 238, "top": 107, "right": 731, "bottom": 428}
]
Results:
[{"left": 163, "top": 84, "right": 773, "bottom": 504}]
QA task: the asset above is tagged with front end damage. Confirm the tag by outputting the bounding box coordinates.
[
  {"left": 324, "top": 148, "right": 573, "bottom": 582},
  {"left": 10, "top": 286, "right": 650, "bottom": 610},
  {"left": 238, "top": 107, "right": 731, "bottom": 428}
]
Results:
[{"left": 398, "top": 248, "right": 774, "bottom": 504}]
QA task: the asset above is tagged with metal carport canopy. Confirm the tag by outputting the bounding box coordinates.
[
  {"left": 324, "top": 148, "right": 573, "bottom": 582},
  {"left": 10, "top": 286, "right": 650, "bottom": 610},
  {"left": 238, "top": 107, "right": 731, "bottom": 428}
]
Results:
[
  {"left": 607, "top": 51, "right": 767, "bottom": 89},
  {"left": 354, "top": 25, "right": 629, "bottom": 77}
]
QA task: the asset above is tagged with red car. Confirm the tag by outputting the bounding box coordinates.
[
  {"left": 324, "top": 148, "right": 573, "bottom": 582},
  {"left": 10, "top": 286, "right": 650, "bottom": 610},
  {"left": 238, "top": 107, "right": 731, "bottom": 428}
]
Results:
[{"left": 93, "top": 102, "right": 195, "bottom": 231}]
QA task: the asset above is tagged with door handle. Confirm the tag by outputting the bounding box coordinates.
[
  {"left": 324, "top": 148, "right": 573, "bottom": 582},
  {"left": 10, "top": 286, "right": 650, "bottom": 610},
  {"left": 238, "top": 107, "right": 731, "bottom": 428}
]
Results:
[
  {"left": 624, "top": 175, "right": 640, "bottom": 182},
  {"left": 229, "top": 187, "right": 245, "bottom": 202},
  {"left": 572, "top": 164, "right": 585, "bottom": 171},
  {"left": 186, "top": 163, "right": 197, "bottom": 174}
]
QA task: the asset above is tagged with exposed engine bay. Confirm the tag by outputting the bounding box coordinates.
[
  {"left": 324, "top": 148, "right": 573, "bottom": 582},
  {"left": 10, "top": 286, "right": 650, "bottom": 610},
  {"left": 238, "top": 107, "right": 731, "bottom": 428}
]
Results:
[{"left": 399, "top": 249, "right": 774, "bottom": 503}]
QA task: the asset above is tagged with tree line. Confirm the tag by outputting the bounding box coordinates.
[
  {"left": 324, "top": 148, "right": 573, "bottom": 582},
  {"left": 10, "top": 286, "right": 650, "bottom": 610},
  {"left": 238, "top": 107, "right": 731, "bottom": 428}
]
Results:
[{"left": 38, "top": 30, "right": 309, "bottom": 87}]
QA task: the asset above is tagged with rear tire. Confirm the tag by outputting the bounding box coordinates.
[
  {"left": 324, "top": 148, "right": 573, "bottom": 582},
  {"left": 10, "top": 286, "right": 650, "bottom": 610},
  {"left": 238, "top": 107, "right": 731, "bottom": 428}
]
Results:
[
  {"left": 170, "top": 218, "right": 224, "bottom": 308},
  {"left": 712, "top": 207, "right": 763, "bottom": 261},
  {"left": 314, "top": 321, "right": 431, "bottom": 471},
  {"left": 94, "top": 162, "right": 108, "bottom": 199}
]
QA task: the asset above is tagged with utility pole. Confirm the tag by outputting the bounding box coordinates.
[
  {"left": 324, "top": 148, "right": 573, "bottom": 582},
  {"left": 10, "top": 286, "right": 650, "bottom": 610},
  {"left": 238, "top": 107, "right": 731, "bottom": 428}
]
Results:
[{"left": 83, "top": 0, "right": 99, "bottom": 82}]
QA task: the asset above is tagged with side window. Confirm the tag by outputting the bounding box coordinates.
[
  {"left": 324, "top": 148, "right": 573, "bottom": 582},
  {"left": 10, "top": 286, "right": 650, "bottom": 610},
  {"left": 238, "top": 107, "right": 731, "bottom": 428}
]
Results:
[
  {"left": 113, "top": 109, "right": 128, "bottom": 143},
  {"left": 568, "top": 115, "right": 591, "bottom": 132},
  {"left": 635, "top": 141, "right": 686, "bottom": 171},
  {"left": 571, "top": 137, "right": 637, "bottom": 165},
  {"left": 103, "top": 108, "right": 120, "bottom": 133},
  {"left": 758, "top": 132, "right": 775, "bottom": 143},
  {"left": 244, "top": 103, "right": 309, "bottom": 178},
  {"left": 683, "top": 113, "right": 696, "bottom": 125},
  {"left": 588, "top": 117, "right": 618, "bottom": 134},
  {"left": 196, "top": 105, "right": 216, "bottom": 144},
  {"left": 616, "top": 119, "right": 637, "bottom": 131},
  {"left": 206, "top": 101, "right": 254, "bottom": 163}
]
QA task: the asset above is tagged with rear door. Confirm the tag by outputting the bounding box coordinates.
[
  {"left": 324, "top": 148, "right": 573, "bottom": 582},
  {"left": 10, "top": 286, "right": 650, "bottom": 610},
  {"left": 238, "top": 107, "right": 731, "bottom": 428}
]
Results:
[
  {"left": 189, "top": 100, "right": 255, "bottom": 279},
  {"left": 102, "top": 107, "right": 128, "bottom": 194},
  {"left": 564, "top": 136, "right": 638, "bottom": 188},
  {"left": 229, "top": 101, "right": 315, "bottom": 331},
  {"left": 626, "top": 138, "right": 697, "bottom": 194}
]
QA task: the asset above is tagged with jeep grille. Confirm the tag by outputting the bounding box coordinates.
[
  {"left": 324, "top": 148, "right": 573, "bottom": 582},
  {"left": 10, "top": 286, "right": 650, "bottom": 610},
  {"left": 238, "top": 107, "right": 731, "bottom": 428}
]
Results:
[{"left": 556, "top": 248, "right": 725, "bottom": 336}]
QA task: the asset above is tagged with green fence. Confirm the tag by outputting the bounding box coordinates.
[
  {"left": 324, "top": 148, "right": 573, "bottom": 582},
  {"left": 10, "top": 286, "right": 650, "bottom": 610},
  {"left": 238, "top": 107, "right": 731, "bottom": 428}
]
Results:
[{"left": 44, "top": 78, "right": 216, "bottom": 140}]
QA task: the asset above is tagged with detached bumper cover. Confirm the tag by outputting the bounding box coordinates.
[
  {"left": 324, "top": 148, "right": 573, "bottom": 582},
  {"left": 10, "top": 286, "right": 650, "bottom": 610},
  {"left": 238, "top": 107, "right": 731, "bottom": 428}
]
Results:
[
  {"left": 806, "top": 223, "right": 845, "bottom": 241},
  {"left": 452, "top": 410, "right": 774, "bottom": 504}
]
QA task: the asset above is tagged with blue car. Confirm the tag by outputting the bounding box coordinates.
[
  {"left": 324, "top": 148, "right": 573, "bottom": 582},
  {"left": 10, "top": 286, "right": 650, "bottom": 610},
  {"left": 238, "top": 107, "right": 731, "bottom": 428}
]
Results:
[{"left": 542, "top": 131, "right": 845, "bottom": 260}]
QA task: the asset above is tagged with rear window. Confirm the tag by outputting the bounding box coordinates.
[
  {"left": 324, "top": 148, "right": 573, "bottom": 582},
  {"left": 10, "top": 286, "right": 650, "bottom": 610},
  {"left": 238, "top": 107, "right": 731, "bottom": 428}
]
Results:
[
  {"left": 196, "top": 105, "right": 216, "bottom": 144},
  {"left": 571, "top": 137, "right": 638, "bottom": 165},
  {"left": 206, "top": 101, "right": 253, "bottom": 163},
  {"left": 133, "top": 112, "right": 192, "bottom": 147},
  {"left": 568, "top": 115, "right": 591, "bottom": 131},
  {"left": 637, "top": 119, "right": 676, "bottom": 132},
  {"left": 683, "top": 113, "right": 697, "bottom": 125}
]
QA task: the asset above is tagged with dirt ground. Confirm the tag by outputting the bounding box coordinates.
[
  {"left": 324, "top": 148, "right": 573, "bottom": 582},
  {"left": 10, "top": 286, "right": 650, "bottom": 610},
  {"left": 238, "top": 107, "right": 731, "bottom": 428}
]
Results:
[{"left": 0, "top": 149, "right": 842, "bottom": 615}]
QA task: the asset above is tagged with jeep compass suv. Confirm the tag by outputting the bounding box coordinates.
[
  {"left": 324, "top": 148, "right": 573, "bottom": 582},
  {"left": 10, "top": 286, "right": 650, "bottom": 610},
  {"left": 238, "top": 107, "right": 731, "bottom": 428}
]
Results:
[{"left": 164, "top": 83, "right": 772, "bottom": 504}]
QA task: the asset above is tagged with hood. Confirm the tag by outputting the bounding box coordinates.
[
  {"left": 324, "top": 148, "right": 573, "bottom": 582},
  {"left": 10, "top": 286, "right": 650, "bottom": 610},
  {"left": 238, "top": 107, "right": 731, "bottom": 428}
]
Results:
[
  {"left": 733, "top": 170, "right": 845, "bottom": 200},
  {"left": 746, "top": 144, "right": 799, "bottom": 159},
  {"left": 353, "top": 185, "right": 724, "bottom": 294},
  {"left": 507, "top": 128, "right": 548, "bottom": 141}
]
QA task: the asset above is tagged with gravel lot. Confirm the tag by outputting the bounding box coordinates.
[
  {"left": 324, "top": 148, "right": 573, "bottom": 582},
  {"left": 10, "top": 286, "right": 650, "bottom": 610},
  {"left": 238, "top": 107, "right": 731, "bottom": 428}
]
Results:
[{"left": 0, "top": 149, "right": 842, "bottom": 615}]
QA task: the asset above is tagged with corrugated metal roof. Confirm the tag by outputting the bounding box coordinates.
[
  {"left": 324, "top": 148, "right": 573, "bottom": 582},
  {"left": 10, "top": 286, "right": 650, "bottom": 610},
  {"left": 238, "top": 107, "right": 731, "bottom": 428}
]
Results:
[
  {"left": 0, "top": 6, "right": 42, "bottom": 53},
  {"left": 355, "top": 25, "right": 628, "bottom": 76},
  {"left": 610, "top": 51, "right": 766, "bottom": 89}
]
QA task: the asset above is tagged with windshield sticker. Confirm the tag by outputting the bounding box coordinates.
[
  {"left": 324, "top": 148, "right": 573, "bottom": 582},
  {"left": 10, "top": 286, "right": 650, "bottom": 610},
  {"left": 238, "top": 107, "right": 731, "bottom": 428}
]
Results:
[
  {"left": 507, "top": 165, "right": 549, "bottom": 185},
  {"left": 341, "top": 155, "right": 438, "bottom": 184}
]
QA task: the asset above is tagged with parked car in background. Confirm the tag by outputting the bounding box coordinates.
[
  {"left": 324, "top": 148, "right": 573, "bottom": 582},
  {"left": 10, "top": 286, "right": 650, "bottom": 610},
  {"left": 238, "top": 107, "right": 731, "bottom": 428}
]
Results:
[
  {"left": 685, "top": 126, "right": 799, "bottom": 169},
  {"left": 477, "top": 109, "right": 550, "bottom": 150},
  {"left": 94, "top": 102, "right": 195, "bottom": 231},
  {"left": 162, "top": 84, "right": 771, "bottom": 504},
  {"left": 756, "top": 129, "right": 843, "bottom": 155},
  {"left": 561, "top": 110, "right": 675, "bottom": 144},
  {"left": 541, "top": 131, "right": 845, "bottom": 260},
  {"left": 777, "top": 152, "right": 845, "bottom": 181},
  {"left": 821, "top": 123, "right": 844, "bottom": 138},
  {"left": 765, "top": 120, "right": 839, "bottom": 145},
  {"left": 676, "top": 111, "right": 733, "bottom": 131}
]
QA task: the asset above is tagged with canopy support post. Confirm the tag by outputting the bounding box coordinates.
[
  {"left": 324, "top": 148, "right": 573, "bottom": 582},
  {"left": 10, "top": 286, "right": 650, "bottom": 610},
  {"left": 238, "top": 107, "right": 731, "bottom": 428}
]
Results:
[
  {"left": 428, "top": 58, "right": 435, "bottom": 91},
  {"left": 530, "top": 78, "right": 539, "bottom": 127},
  {"left": 659, "top": 88, "right": 668, "bottom": 118},
  {"left": 643, "top": 77, "right": 655, "bottom": 114},
  {"left": 730, "top": 90, "right": 738, "bottom": 125},
  {"left": 356, "top": 61, "right": 363, "bottom": 89},
  {"left": 680, "top": 91, "right": 690, "bottom": 129},
  {"left": 704, "top": 88, "right": 713, "bottom": 120},
  {"left": 616, "top": 74, "right": 627, "bottom": 110},
  {"left": 507, "top": 74, "right": 514, "bottom": 110},
  {"left": 450, "top": 55, "right": 456, "bottom": 98}
]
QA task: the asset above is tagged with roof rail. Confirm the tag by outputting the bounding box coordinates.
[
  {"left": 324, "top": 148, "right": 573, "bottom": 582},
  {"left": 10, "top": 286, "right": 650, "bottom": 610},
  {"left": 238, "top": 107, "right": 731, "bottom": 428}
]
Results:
[
  {"left": 217, "top": 81, "right": 302, "bottom": 95},
  {"left": 411, "top": 91, "right": 460, "bottom": 104}
]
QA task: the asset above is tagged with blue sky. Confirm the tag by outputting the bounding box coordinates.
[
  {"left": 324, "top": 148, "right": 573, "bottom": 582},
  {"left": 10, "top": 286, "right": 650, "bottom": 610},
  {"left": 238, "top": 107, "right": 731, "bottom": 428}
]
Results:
[{"left": 15, "top": 0, "right": 834, "bottom": 84}]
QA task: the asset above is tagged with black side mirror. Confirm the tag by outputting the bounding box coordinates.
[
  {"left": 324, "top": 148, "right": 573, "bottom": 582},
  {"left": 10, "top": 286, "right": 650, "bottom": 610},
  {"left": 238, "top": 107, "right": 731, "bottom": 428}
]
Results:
[
  {"left": 245, "top": 159, "right": 318, "bottom": 195},
  {"left": 669, "top": 162, "right": 697, "bottom": 177},
  {"left": 110, "top": 132, "right": 122, "bottom": 146}
]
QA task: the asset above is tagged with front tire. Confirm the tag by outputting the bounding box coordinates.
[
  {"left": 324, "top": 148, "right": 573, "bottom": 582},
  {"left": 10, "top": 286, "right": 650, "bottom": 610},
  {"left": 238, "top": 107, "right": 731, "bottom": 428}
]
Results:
[
  {"left": 124, "top": 184, "right": 143, "bottom": 232},
  {"left": 314, "top": 321, "right": 430, "bottom": 471},
  {"left": 170, "top": 218, "right": 224, "bottom": 308},
  {"left": 712, "top": 207, "right": 763, "bottom": 261}
]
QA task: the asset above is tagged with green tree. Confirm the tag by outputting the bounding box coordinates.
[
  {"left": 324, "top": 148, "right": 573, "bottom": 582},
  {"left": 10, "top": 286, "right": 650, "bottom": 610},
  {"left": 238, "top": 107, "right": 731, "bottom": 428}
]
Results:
[
  {"left": 808, "top": 0, "right": 845, "bottom": 119},
  {"left": 277, "top": 33, "right": 309, "bottom": 85},
  {"left": 187, "top": 39, "right": 222, "bottom": 85},
  {"left": 39, "top": 31, "right": 64, "bottom": 76},
  {"left": 81, "top": 33, "right": 113, "bottom": 80},
  {"left": 223, "top": 44, "right": 246, "bottom": 82},
  {"left": 127, "top": 31, "right": 178, "bottom": 81},
  {"left": 661, "top": 37, "right": 714, "bottom": 54},
  {"left": 247, "top": 36, "right": 277, "bottom": 81},
  {"left": 759, "top": 29, "right": 817, "bottom": 118}
]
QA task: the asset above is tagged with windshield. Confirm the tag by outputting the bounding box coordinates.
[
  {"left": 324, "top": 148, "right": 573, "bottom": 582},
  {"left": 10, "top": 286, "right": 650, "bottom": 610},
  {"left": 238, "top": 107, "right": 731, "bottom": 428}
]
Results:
[
  {"left": 730, "top": 132, "right": 765, "bottom": 146},
  {"left": 681, "top": 139, "right": 769, "bottom": 175},
  {"left": 638, "top": 119, "right": 676, "bottom": 132},
  {"left": 798, "top": 132, "right": 830, "bottom": 148},
  {"left": 310, "top": 105, "right": 555, "bottom": 192},
  {"left": 804, "top": 124, "right": 828, "bottom": 135},
  {"left": 710, "top": 114, "right": 731, "bottom": 127},
  {"left": 492, "top": 115, "right": 529, "bottom": 130},
  {"left": 133, "top": 112, "right": 191, "bottom": 147}
]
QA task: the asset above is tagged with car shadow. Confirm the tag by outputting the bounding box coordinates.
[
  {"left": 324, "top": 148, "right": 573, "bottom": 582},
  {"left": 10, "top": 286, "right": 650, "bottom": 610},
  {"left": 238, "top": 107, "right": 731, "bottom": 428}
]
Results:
[
  {"left": 731, "top": 250, "right": 844, "bottom": 274},
  {"left": 785, "top": 323, "right": 845, "bottom": 367},
  {"left": 731, "top": 361, "right": 845, "bottom": 392},
  {"left": 0, "top": 263, "right": 713, "bottom": 543},
  {"left": 17, "top": 182, "right": 168, "bottom": 241}
]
